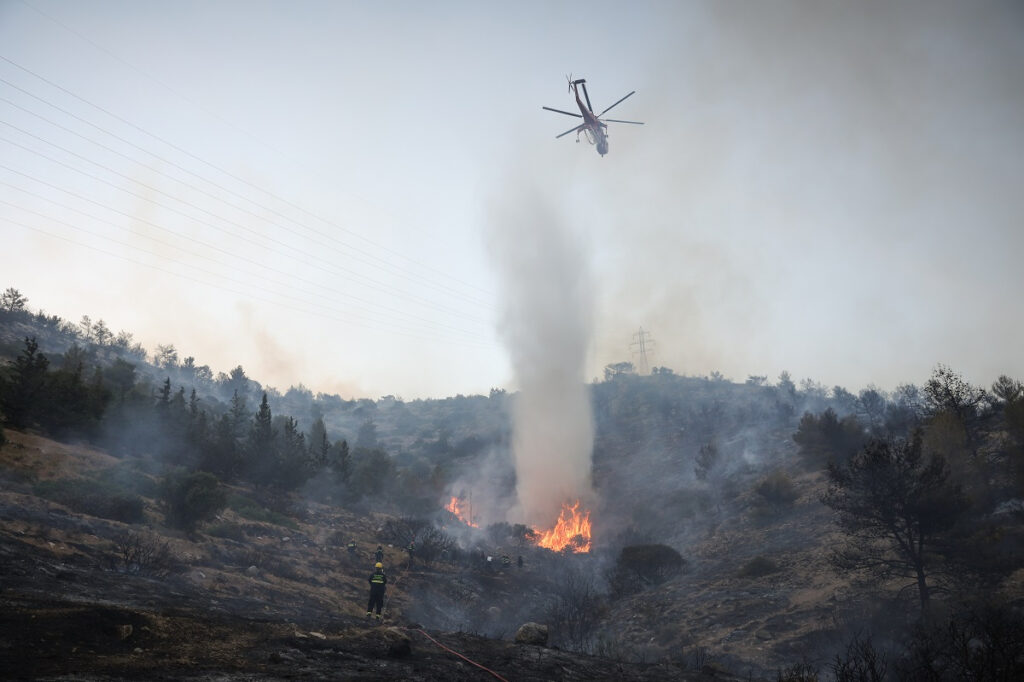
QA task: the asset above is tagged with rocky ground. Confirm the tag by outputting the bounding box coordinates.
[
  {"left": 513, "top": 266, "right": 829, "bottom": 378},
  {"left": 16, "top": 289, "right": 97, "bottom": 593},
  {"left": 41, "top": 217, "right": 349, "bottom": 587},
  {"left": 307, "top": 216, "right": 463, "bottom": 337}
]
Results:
[{"left": 0, "top": 431, "right": 745, "bottom": 681}]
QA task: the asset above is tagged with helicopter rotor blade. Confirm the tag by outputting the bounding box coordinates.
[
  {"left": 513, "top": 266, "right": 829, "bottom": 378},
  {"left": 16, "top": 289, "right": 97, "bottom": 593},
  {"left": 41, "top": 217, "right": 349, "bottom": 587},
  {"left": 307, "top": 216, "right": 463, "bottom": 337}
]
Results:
[
  {"left": 598, "top": 91, "right": 636, "bottom": 117},
  {"left": 542, "top": 106, "right": 583, "bottom": 118},
  {"left": 556, "top": 124, "right": 585, "bottom": 139},
  {"left": 603, "top": 118, "right": 644, "bottom": 125}
]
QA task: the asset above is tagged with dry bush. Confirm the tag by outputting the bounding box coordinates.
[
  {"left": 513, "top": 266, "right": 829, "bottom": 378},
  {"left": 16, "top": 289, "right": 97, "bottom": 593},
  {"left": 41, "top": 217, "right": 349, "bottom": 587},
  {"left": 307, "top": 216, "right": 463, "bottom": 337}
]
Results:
[
  {"left": 753, "top": 470, "right": 800, "bottom": 511},
  {"left": 776, "top": 660, "right": 819, "bottom": 682},
  {"left": 206, "top": 521, "right": 246, "bottom": 542},
  {"left": 547, "top": 568, "right": 608, "bottom": 653},
  {"left": 831, "top": 632, "right": 887, "bottom": 682},
  {"left": 111, "top": 531, "right": 176, "bottom": 578}
]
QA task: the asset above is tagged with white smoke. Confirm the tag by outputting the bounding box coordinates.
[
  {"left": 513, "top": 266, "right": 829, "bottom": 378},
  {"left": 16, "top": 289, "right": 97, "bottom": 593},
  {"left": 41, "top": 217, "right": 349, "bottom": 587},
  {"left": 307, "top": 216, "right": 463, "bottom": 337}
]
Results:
[{"left": 486, "top": 183, "right": 596, "bottom": 528}]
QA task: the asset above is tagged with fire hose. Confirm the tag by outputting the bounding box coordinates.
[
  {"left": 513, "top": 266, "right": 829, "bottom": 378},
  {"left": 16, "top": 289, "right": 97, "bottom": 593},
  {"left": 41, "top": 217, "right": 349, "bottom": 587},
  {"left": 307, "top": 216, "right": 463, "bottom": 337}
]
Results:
[
  {"left": 404, "top": 627, "right": 511, "bottom": 682},
  {"left": 382, "top": 571, "right": 510, "bottom": 682}
]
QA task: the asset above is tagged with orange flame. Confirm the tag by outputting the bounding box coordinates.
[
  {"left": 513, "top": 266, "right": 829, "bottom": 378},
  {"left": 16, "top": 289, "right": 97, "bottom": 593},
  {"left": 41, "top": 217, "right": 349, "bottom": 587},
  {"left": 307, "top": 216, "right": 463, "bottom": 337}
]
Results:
[
  {"left": 535, "top": 500, "right": 592, "bottom": 553},
  {"left": 446, "top": 496, "right": 478, "bottom": 527}
]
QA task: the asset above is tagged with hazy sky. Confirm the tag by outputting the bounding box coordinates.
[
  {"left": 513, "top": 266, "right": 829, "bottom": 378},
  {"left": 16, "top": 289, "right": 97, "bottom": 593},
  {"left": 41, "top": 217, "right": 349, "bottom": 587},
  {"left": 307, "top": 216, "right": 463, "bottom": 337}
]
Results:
[{"left": 2, "top": 0, "right": 1022, "bottom": 399}]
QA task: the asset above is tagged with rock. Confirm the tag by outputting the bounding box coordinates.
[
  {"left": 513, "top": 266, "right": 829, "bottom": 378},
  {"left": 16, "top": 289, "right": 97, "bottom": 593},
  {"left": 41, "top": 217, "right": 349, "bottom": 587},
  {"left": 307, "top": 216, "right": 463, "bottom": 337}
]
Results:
[
  {"left": 309, "top": 631, "right": 326, "bottom": 640},
  {"left": 268, "top": 652, "right": 283, "bottom": 664},
  {"left": 382, "top": 628, "right": 411, "bottom": 657},
  {"left": 486, "top": 606, "right": 501, "bottom": 619},
  {"left": 116, "top": 624, "right": 133, "bottom": 640},
  {"left": 515, "top": 622, "right": 549, "bottom": 646},
  {"left": 133, "top": 648, "right": 142, "bottom": 654},
  {"left": 246, "top": 565, "right": 259, "bottom": 577}
]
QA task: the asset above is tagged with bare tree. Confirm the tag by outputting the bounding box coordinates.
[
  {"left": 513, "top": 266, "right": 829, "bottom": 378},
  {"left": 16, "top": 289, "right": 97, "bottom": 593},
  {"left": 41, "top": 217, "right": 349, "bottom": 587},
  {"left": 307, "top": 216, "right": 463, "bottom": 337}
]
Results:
[{"left": 821, "top": 433, "right": 967, "bottom": 611}]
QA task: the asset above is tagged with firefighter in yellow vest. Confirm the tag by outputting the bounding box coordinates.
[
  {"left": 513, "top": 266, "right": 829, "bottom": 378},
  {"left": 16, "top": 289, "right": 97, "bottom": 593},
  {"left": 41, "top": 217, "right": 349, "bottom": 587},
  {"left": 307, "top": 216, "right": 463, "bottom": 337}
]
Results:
[{"left": 366, "top": 562, "right": 387, "bottom": 620}]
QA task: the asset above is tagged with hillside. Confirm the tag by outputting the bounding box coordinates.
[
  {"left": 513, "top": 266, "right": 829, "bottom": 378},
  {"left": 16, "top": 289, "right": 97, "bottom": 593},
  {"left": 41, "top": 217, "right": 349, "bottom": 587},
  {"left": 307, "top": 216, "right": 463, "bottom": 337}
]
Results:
[
  {"left": 3, "top": 305, "right": 1024, "bottom": 679},
  {"left": 0, "top": 429, "right": 748, "bottom": 681}
]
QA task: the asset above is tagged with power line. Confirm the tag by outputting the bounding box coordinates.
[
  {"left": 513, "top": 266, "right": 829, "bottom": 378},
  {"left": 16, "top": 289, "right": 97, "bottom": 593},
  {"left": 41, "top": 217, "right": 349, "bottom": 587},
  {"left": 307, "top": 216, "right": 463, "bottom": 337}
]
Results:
[
  {"left": 0, "top": 54, "right": 495, "bottom": 303},
  {"left": 0, "top": 168, "right": 492, "bottom": 344},
  {"left": 0, "top": 81, "right": 494, "bottom": 313},
  {"left": 2, "top": 213, "right": 496, "bottom": 350},
  {"left": 0, "top": 132, "right": 491, "bottom": 329},
  {"left": 0, "top": 186, "right": 490, "bottom": 344}
]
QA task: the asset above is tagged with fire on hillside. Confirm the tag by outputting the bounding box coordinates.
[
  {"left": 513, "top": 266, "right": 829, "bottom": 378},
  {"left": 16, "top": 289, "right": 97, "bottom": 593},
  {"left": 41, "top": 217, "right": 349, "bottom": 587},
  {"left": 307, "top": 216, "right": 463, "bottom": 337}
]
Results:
[
  {"left": 534, "top": 500, "right": 592, "bottom": 553},
  {"left": 445, "top": 496, "right": 478, "bottom": 527}
]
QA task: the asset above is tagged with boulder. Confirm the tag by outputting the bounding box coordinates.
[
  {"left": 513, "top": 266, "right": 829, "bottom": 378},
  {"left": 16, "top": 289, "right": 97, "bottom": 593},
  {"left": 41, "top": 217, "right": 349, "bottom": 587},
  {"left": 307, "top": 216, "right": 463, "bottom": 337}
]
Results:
[
  {"left": 515, "top": 622, "right": 548, "bottom": 646},
  {"left": 382, "top": 627, "right": 412, "bottom": 657},
  {"left": 245, "top": 565, "right": 259, "bottom": 577}
]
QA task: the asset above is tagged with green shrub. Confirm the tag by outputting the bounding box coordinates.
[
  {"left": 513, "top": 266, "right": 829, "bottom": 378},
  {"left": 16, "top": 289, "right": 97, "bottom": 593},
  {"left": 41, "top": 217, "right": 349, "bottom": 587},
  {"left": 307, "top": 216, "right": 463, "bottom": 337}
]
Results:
[
  {"left": 610, "top": 544, "right": 687, "bottom": 597},
  {"left": 34, "top": 478, "right": 145, "bottom": 523},
  {"left": 739, "top": 555, "right": 780, "bottom": 578},
  {"left": 159, "top": 470, "right": 227, "bottom": 532}
]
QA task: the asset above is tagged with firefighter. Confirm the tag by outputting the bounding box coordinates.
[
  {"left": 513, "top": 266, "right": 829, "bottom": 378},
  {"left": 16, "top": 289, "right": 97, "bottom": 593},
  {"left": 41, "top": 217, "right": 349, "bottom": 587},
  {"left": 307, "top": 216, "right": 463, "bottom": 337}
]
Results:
[
  {"left": 366, "top": 562, "right": 387, "bottom": 620},
  {"left": 347, "top": 540, "right": 357, "bottom": 554},
  {"left": 374, "top": 545, "right": 384, "bottom": 563}
]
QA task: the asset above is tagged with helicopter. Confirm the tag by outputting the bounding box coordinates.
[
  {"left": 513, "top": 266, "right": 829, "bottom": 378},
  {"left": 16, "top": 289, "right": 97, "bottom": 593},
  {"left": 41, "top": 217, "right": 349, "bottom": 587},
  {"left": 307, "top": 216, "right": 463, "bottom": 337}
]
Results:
[{"left": 542, "top": 76, "right": 643, "bottom": 156}]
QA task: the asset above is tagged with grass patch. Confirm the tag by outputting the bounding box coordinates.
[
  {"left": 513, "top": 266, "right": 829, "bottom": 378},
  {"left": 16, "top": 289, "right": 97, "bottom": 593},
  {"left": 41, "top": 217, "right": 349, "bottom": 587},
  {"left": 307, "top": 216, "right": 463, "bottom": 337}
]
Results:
[
  {"left": 96, "top": 460, "right": 158, "bottom": 498},
  {"left": 34, "top": 477, "right": 145, "bottom": 523},
  {"left": 227, "top": 493, "right": 299, "bottom": 530},
  {"left": 206, "top": 521, "right": 246, "bottom": 541}
]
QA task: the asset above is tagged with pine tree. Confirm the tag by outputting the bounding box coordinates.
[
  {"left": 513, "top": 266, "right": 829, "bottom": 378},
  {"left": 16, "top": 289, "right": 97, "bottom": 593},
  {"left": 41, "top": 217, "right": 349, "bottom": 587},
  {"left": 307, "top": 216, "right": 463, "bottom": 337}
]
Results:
[
  {"left": 335, "top": 439, "right": 351, "bottom": 484},
  {"left": 309, "top": 416, "right": 331, "bottom": 468},
  {"left": 247, "top": 393, "right": 276, "bottom": 484},
  {"left": 0, "top": 337, "right": 50, "bottom": 428},
  {"left": 229, "top": 390, "right": 248, "bottom": 439}
]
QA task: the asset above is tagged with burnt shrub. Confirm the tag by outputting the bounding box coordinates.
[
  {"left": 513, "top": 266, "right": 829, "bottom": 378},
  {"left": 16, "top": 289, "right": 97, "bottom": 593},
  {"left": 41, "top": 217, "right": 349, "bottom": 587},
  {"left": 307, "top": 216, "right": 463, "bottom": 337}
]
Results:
[
  {"left": 609, "top": 543, "right": 686, "bottom": 597},
  {"left": 34, "top": 477, "right": 145, "bottom": 523},
  {"left": 831, "top": 632, "right": 887, "bottom": 682},
  {"left": 895, "top": 602, "right": 1024, "bottom": 680},
  {"left": 738, "top": 555, "right": 781, "bottom": 578},
  {"left": 159, "top": 470, "right": 226, "bottom": 532}
]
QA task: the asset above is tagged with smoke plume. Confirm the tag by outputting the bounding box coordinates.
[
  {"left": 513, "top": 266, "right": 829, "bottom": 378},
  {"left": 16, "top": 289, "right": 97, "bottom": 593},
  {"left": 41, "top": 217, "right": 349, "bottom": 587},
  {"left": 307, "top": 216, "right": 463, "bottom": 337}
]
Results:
[{"left": 487, "top": 184, "right": 595, "bottom": 528}]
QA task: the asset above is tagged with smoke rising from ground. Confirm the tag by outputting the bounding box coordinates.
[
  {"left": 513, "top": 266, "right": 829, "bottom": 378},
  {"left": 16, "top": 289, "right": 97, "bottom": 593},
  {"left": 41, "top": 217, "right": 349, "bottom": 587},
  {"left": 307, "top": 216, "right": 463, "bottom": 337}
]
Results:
[{"left": 486, "top": 185, "right": 595, "bottom": 528}]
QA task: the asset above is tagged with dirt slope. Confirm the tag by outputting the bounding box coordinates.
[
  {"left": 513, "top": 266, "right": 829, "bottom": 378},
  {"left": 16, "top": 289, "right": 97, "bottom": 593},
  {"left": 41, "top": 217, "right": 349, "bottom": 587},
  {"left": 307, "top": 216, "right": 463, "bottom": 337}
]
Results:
[{"left": 0, "top": 430, "right": 743, "bottom": 681}]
